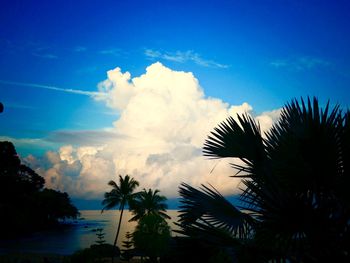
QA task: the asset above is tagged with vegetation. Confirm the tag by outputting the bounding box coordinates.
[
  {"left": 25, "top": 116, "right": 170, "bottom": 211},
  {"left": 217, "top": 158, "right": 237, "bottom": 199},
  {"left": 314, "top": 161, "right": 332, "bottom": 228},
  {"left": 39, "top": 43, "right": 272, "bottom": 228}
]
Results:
[
  {"left": 121, "top": 231, "right": 134, "bottom": 261},
  {"left": 177, "top": 97, "right": 350, "bottom": 262},
  {"left": 129, "top": 188, "right": 171, "bottom": 222},
  {"left": 133, "top": 213, "right": 171, "bottom": 263},
  {"left": 101, "top": 175, "right": 139, "bottom": 248},
  {"left": 122, "top": 231, "right": 133, "bottom": 250},
  {"left": 69, "top": 228, "right": 119, "bottom": 263},
  {"left": 0, "top": 141, "right": 78, "bottom": 238},
  {"left": 126, "top": 188, "right": 172, "bottom": 262},
  {"left": 70, "top": 244, "right": 120, "bottom": 263},
  {"left": 94, "top": 228, "right": 107, "bottom": 245}
]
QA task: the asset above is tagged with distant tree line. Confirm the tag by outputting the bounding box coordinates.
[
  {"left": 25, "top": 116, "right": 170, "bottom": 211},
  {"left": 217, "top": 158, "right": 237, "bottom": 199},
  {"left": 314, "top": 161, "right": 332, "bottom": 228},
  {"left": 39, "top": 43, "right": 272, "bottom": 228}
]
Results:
[{"left": 0, "top": 141, "right": 78, "bottom": 238}]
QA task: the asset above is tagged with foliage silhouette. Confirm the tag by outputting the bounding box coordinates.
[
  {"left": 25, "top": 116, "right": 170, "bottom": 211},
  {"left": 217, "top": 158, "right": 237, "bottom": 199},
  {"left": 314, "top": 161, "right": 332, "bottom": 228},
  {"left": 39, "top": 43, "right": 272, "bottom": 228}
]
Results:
[
  {"left": 122, "top": 231, "right": 133, "bottom": 250},
  {"left": 101, "top": 175, "right": 139, "bottom": 250},
  {"left": 0, "top": 141, "right": 78, "bottom": 237},
  {"left": 121, "top": 231, "right": 134, "bottom": 261},
  {"left": 129, "top": 188, "right": 171, "bottom": 222},
  {"left": 177, "top": 97, "right": 350, "bottom": 262},
  {"left": 133, "top": 213, "right": 171, "bottom": 263},
  {"left": 70, "top": 244, "right": 120, "bottom": 263},
  {"left": 94, "top": 228, "right": 106, "bottom": 245}
]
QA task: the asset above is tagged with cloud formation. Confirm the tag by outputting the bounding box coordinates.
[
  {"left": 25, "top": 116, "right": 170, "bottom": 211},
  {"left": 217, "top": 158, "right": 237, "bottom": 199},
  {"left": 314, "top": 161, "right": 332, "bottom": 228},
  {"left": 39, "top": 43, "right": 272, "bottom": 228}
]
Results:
[
  {"left": 0, "top": 80, "right": 104, "bottom": 97},
  {"left": 46, "top": 129, "right": 124, "bottom": 146},
  {"left": 26, "top": 62, "right": 279, "bottom": 199},
  {"left": 145, "top": 49, "right": 229, "bottom": 69},
  {"left": 270, "top": 56, "right": 330, "bottom": 71}
]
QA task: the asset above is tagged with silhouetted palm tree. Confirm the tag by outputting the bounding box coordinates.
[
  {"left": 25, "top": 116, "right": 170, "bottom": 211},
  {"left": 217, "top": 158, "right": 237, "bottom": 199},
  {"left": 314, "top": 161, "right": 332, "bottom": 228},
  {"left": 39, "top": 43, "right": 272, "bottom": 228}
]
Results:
[
  {"left": 129, "top": 188, "right": 170, "bottom": 222},
  {"left": 178, "top": 98, "right": 350, "bottom": 262},
  {"left": 102, "top": 175, "right": 139, "bottom": 248},
  {"left": 133, "top": 213, "right": 171, "bottom": 263}
]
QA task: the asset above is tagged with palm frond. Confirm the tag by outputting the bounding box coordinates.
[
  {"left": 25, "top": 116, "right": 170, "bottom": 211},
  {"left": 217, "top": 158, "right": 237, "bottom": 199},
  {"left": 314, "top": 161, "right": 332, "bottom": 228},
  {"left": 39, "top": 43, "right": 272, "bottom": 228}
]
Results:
[
  {"left": 178, "top": 183, "right": 254, "bottom": 239},
  {"left": 175, "top": 219, "right": 243, "bottom": 248},
  {"left": 178, "top": 97, "right": 350, "bottom": 261},
  {"left": 101, "top": 175, "right": 139, "bottom": 213},
  {"left": 129, "top": 188, "right": 170, "bottom": 222},
  {"left": 203, "top": 114, "right": 264, "bottom": 161}
]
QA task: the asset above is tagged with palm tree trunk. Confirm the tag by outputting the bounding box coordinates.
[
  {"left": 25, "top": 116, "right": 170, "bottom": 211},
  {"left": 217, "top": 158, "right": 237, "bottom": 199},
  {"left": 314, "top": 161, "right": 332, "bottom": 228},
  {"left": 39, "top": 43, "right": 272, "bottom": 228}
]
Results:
[
  {"left": 112, "top": 201, "right": 125, "bottom": 263},
  {"left": 114, "top": 201, "right": 125, "bottom": 246}
]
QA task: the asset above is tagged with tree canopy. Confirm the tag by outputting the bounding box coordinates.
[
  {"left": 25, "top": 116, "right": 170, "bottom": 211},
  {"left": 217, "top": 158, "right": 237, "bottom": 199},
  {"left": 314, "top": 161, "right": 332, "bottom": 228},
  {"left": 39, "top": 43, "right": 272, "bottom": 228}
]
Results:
[
  {"left": 0, "top": 141, "right": 78, "bottom": 237},
  {"left": 129, "top": 188, "right": 170, "bottom": 222}
]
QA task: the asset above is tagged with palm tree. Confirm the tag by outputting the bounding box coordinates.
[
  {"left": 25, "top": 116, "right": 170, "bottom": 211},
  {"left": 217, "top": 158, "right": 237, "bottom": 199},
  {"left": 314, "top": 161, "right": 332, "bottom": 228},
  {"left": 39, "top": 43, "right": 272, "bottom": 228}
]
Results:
[
  {"left": 133, "top": 213, "right": 171, "bottom": 263},
  {"left": 178, "top": 98, "right": 350, "bottom": 262},
  {"left": 129, "top": 188, "right": 171, "bottom": 222},
  {"left": 102, "top": 175, "right": 139, "bottom": 248}
]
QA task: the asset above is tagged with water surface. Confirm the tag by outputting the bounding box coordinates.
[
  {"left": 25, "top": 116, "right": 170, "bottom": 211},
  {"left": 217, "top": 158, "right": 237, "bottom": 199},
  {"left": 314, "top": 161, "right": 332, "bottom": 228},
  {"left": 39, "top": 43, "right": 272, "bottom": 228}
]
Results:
[{"left": 0, "top": 210, "right": 180, "bottom": 255}]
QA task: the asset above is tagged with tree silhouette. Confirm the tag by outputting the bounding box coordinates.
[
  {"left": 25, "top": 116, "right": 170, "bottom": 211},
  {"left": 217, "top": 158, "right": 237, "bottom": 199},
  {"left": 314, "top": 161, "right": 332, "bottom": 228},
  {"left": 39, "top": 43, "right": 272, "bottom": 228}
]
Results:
[
  {"left": 0, "top": 141, "right": 78, "bottom": 237},
  {"left": 94, "top": 228, "right": 106, "bottom": 245},
  {"left": 129, "top": 188, "right": 170, "bottom": 222},
  {"left": 133, "top": 214, "right": 171, "bottom": 263},
  {"left": 178, "top": 98, "right": 350, "bottom": 262},
  {"left": 121, "top": 231, "right": 134, "bottom": 261},
  {"left": 101, "top": 175, "right": 139, "bottom": 248}
]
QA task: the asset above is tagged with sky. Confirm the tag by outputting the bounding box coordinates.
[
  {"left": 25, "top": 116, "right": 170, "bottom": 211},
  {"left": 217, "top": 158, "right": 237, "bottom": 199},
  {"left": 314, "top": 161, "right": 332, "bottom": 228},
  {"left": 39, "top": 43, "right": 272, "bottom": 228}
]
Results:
[{"left": 1, "top": 0, "right": 350, "bottom": 208}]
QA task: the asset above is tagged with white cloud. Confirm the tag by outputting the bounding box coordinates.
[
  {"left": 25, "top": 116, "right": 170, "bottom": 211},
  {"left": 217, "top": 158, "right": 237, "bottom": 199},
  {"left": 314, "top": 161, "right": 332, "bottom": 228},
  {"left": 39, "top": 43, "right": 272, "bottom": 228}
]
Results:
[
  {"left": 26, "top": 62, "right": 280, "bottom": 199},
  {"left": 0, "top": 80, "right": 104, "bottom": 97},
  {"left": 0, "top": 136, "right": 55, "bottom": 150},
  {"left": 145, "top": 49, "right": 229, "bottom": 69}
]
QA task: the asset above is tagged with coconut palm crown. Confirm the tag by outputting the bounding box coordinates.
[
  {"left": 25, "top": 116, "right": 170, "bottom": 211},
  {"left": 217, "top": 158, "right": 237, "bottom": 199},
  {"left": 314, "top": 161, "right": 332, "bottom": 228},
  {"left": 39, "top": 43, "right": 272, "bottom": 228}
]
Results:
[
  {"left": 102, "top": 175, "right": 139, "bottom": 248},
  {"left": 178, "top": 97, "right": 350, "bottom": 262},
  {"left": 129, "top": 188, "right": 170, "bottom": 222}
]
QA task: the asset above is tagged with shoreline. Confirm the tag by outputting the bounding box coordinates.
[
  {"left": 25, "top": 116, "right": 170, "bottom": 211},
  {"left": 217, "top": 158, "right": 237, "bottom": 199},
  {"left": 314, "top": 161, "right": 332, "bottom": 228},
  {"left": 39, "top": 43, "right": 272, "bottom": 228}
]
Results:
[{"left": 0, "top": 210, "right": 180, "bottom": 256}]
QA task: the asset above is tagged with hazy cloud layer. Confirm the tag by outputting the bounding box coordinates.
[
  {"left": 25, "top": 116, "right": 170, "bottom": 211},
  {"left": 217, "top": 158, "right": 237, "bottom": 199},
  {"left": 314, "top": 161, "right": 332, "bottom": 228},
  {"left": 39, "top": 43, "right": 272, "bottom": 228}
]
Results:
[
  {"left": 145, "top": 49, "right": 229, "bottom": 69},
  {"left": 27, "top": 62, "right": 280, "bottom": 199},
  {"left": 270, "top": 56, "right": 330, "bottom": 71},
  {"left": 0, "top": 80, "right": 104, "bottom": 97},
  {"left": 46, "top": 129, "right": 125, "bottom": 146}
]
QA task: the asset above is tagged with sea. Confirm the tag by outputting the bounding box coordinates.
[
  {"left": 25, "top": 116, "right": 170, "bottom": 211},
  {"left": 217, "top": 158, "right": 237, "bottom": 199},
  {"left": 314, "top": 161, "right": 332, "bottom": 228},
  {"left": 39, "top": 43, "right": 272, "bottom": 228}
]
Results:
[{"left": 0, "top": 210, "right": 181, "bottom": 255}]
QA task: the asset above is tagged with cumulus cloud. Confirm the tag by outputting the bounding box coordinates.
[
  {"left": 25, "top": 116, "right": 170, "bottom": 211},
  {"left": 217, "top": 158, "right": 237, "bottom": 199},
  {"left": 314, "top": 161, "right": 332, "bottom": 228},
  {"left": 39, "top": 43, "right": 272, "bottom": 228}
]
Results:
[{"left": 26, "top": 62, "right": 280, "bottom": 199}]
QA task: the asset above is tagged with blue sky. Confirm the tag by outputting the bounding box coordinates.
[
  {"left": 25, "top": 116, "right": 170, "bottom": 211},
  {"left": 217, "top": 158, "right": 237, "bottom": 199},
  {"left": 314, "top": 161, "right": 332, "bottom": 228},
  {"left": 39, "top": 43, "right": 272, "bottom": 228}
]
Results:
[{"left": 1, "top": 0, "right": 350, "bottom": 206}]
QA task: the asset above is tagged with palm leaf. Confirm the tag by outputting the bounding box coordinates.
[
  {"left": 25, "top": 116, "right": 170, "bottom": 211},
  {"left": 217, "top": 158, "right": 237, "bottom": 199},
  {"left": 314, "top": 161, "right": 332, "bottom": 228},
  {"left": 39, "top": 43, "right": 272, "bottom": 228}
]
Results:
[
  {"left": 178, "top": 183, "right": 254, "bottom": 239},
  {"left": 129, "top": 188, "right": 170, "bottom": 222},
  {"left": 203, "top": 114, "right": 265, "bottom": 162}
]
